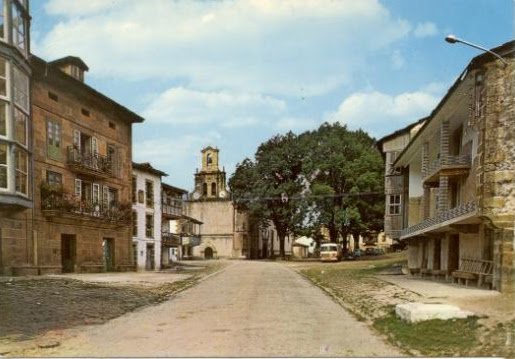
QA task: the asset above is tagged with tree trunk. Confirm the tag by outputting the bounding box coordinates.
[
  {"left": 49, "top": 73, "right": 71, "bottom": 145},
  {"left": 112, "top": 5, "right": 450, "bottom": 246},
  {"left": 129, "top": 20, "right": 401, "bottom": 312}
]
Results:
[
  {"left": 328, "top": 222, "right": 338, "bottom": 243},
  {"left": 279, "top": 235, "right": 285, "bottom": 259},
  {"left": 340, "top": 229, "right": 349, "bottom": 255}
]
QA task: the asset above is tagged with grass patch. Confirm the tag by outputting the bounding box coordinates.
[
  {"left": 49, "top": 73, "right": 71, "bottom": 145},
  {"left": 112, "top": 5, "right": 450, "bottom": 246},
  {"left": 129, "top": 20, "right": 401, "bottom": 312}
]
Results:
[{"left": 373, "top": 310, "right": 480, "bottom": 356}]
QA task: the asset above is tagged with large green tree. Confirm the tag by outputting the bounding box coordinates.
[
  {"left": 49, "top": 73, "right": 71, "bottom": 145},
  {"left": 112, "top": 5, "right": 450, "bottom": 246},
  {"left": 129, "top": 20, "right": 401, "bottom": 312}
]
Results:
[
  {"left": 302, "top": 123, "right": 384, "bottom": 252},
  {"left": 229, "top": 132, "right": 306, "bottom": 258}
]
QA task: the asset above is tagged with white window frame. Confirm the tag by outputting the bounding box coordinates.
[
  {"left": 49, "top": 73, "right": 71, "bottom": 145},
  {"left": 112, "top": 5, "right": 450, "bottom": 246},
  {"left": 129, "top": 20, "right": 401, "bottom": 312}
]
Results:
[
  {"left": 74, "top": 178, "right": 82, "bottom": 199},
  {"left": 388, "top": 194, "right": 401, "bottom": 215},
  {"left": 0, "top": 142, "right": 8, "bottom": 190},
  {"left": 14, "top": 147, "right": 27, "bottom": 195},
  {"left": 0, "top": 57, "right": 9, "bottom": 101},
  {"left": 12, "top": 66, "right": 29, "bottom": 112},
  {"left": 0, "top": 100, "right": 8, "bottom": 138},
  {"left": 13, "top": 106, "right": 26, "bottom": 147}
]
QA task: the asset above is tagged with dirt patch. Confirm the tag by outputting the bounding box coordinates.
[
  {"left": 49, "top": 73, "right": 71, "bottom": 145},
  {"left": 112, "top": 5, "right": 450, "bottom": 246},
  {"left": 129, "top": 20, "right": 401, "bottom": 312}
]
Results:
[{"left": 0, "top": 261, "right": 227, "bottom": 354}]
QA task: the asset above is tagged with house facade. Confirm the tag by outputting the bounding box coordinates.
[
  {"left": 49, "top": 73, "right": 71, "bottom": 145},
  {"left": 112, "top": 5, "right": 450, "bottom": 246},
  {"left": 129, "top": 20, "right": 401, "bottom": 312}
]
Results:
[
  {"left": 132, "top": 162, "right": 166, "bottom": 271},
  {"left": 0, "top": 0, "right": 32, "bottom": 275},
  {"left": 31, "top": 55, "right": 143, "bottom": 274},
  {"left": 384, "top": 41, "right": 514, "bottom": 292}
]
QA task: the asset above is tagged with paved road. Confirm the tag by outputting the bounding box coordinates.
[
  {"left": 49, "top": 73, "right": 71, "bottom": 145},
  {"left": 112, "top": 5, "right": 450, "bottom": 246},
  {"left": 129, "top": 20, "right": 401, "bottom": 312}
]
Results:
[{"left": 29, "top": 261, "right": 402, "bottom": 357}]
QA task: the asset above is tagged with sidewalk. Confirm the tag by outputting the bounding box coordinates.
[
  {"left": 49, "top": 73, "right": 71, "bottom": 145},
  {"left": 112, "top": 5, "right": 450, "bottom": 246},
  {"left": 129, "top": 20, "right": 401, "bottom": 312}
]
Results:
[{"left": 378, "top": 274, "right": 514, "bottom": 322}]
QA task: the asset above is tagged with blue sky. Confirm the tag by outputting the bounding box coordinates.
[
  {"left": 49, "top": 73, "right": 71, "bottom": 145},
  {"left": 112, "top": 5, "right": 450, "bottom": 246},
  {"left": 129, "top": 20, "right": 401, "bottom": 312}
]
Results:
[{"left": 30, "top": 0, "right": 514, "bottom": 190}]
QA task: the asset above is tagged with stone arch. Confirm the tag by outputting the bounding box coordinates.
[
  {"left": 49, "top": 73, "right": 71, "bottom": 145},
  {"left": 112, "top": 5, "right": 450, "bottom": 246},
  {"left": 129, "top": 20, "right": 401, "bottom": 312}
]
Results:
[
  {"left": 204, "top": 247, "right": 214, "bottom": 259},
  {"left": 211, "top": 182, "right": 217, "bottom": 197}
]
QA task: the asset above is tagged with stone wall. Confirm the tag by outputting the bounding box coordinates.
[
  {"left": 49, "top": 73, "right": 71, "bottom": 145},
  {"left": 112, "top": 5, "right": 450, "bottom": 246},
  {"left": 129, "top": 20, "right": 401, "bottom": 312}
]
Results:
[{"left": 0, "top": 209, "right": 34, "bottom": 275}]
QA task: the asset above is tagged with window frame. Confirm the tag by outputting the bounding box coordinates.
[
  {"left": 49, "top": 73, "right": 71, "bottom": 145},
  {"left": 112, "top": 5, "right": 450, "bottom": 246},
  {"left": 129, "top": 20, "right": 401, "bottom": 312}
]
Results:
[
  {"left": 145, "top": 213, "right": 154, "bottom": 238},
  {"left": 46, "top": 170, "right": 62, "bottom": 187},
  {"left": 14, "top": 146, "right": 27, "bottom": 195},
  {"left": 388, "top": 194, "right": 401, "bottom": 215},
  {"left": 0, "top": 142, "right": 8, "bottom": 190},
  {"left": 145, "top": 180, "right": 154, "bottom": 208}
]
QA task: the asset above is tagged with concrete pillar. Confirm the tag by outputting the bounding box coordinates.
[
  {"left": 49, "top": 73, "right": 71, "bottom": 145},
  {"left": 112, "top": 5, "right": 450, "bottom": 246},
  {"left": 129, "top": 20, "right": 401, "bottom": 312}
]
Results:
[
  {"left": 438, "top": 176, "right": 449, "bottom": 214},
  {"left": 440, "top": 121, "right": 450, "bottom": 165},
  {"left": 422, "top": 141, "right": 429, "bottom": 177}
]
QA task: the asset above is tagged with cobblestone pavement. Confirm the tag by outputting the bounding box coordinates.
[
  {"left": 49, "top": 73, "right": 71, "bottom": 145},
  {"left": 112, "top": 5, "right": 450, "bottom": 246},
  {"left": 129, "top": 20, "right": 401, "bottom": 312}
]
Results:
[
  {"left": 0, "top": 261, "right": 224, "bottom": 355},
  {"left": 10, "top": 261, "right": 402, "bottom": 357}
]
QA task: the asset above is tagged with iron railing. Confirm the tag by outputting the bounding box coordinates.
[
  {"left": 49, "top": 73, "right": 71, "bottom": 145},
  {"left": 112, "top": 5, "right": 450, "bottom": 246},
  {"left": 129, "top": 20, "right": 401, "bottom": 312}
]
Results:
[
  {"left": 423, "top": 154, "right": 471, "bottom": 181},
  {"left": 401, "top": 201, "right": 477, "bottom": 238},
  {"left": 161, "top": 231, "right": 181, "bottom": 246},
  {"left": 41, "top": 194, "right": 130, "bottom": 222},
  {"left": 162, "top": 203, "right": 182, "bottom": 217},
  {"left": 67, "top": 146, "right": 114, "bottom": 177},
  {"left": 182, "top": 235, "right": 201, "bottom": 247}
]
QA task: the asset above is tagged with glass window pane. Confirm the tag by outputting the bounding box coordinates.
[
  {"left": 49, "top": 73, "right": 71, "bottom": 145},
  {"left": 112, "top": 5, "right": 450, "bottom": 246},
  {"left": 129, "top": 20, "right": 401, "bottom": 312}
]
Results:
[
  {"left": 13, "top": 67, "right": 29, "bottom": 111},
  {"left": 0, "top": 143, "right": 6, "bottom": 164},
  {"left": 0, "top": 101, "right": 6, "bottom": 136},
  {"left": 14, "top": 108, "right": 26, "bottom": 146},
  {"left": 0, "top": 0, "right": 4, "bottom": 40}
]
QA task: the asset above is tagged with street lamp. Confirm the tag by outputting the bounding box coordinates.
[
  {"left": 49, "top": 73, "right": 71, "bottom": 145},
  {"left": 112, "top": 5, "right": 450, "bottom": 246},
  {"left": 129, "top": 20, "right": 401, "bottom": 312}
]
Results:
[{"left": 445, "top": 35, "right": 508, "bottom": 67}]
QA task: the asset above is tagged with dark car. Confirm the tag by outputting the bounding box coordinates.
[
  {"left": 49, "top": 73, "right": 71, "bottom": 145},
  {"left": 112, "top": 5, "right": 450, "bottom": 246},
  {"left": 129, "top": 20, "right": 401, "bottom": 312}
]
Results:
[{"left": 364, "top": 247, "right": 376, "bottom": 256}]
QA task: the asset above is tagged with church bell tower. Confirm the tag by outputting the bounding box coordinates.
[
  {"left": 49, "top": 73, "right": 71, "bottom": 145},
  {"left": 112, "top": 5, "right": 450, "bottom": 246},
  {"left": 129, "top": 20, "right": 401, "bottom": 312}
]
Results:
[{"left": 192, "top": 147, "right": 228, "bottom": 201}]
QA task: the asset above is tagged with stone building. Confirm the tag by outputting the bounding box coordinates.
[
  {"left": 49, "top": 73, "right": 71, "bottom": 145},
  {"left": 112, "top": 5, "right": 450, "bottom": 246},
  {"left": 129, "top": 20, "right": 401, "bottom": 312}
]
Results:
[
  {"left": 30, "top": 55, "right": 143, "bottom": 274},
  {"left": 381, "top": 40, "right": 514, "bottom": 292},
  {"left": 0, "top": 0, "right": 33, "bottom": 275},
  {"left": 185, "top": 146, "right": 247, "bottom": 258},
  {"left": 132, "top": 162, "right": 167, "bottom": 271}
]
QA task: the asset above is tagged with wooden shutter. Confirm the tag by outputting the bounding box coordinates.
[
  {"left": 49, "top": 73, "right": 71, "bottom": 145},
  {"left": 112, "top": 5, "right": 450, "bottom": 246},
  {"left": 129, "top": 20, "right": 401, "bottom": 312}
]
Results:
[{"left": 73, "top": 130, "right": 81, "bottom": 151}]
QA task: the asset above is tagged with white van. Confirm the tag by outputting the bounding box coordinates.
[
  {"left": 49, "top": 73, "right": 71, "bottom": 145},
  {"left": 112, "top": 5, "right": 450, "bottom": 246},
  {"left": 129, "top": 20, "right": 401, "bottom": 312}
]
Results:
[{"left": 319, "top": 243, "right": 342, "bottom": 262}]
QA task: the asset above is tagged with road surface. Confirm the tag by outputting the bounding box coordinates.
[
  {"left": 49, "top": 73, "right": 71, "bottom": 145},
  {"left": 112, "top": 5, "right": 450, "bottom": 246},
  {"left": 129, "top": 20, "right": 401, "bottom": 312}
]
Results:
[{"left": 26, "top": 261, "right": 402, "bottom": 357}]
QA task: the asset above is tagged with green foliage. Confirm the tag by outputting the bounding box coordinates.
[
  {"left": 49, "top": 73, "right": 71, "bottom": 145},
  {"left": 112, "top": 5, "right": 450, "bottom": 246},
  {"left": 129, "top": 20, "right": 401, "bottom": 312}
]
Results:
[
  {"left": 374, "top": 310, "right": 480, "bottom": 356},
  {"left": 229, "top": 123, "right": 385, "bottom": 255}
]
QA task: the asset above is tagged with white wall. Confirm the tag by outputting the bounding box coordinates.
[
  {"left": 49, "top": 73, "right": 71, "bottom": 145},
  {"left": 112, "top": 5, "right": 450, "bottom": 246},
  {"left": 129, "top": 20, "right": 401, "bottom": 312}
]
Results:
[{"left": 132, "top": 168, "right": 163, "bottom": 271}]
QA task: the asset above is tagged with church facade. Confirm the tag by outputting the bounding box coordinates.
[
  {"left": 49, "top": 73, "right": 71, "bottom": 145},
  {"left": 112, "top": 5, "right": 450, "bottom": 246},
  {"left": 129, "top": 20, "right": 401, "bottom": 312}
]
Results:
[{"left": 185, "top": 147, "right": 248, "bottom": 259}]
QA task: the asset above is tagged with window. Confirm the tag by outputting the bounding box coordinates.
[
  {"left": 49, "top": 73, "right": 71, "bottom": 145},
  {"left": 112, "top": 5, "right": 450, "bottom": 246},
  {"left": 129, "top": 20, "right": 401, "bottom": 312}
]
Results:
[
  {"left": 109, "top": 121, "right": 116, "bottom": 130},
  {"left": 132, "top": 211, "right": 138, "bottom": 237},
  {"left": 14, "top": 107, "right": 26, "bottom": 146},
  {"left": 0, "top": 0, "right": 5, "bottom": 40},
  {"left": 0, "top": 143, "right": 7, "bottom": 189},
  {"left": 0, "top": 57, "right": 7, "bottom": 98},
  {"left": 211, "top": 182, "right": 217, "bottom": 197},
  {"left": 48, "top": 92, "right": 58, "bottom": 102},
  {"left": 202, "top": 183, "right": 207, "bottom": 196},
  {"left": 81, "top": 108, "right": 90, "bottom": 117},
  {"left": 145, "top": 180, "right": 154, "bottom": 208},
  {"left": 47, "top": 120, "right": 61, "bottom": 159},
  {"left": 146, "top": 213, "right": 154, "bottom": 238},
  {"left": 0, "top": 101, "right": 7, "bottom": 137},
  {"left": 388, "top": 195, "right": 401, "bottom": 215},
  {"left": 15, "top": 148, "right": 27, "bottom": 194},
  {"left": 132, "top": 176, "right": 137, "bottom": 203},
  {"left": 13, "top": 66, "right": 28, "bottom": 112},
  {"left": 46, "top": 171, "right": 62, "bottom": 187},
  {"left": 11, "top": 2, "right": 26, "bottom": 54},
  {"left": 92, "top": 183, "right": 100, "bottom": 205}
]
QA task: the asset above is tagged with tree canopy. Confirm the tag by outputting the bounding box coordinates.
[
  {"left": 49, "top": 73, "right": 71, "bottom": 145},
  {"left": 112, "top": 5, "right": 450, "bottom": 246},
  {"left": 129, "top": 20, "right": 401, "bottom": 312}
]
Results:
[{"left": 229, "top": 123, "right": 384, "bottom": 257}]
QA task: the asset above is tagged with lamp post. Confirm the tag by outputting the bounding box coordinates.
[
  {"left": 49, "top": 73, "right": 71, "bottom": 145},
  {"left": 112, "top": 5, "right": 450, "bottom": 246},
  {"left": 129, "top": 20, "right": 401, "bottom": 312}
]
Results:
[{"left": 445, "top": 35, "right": 508, "bottom": 67}]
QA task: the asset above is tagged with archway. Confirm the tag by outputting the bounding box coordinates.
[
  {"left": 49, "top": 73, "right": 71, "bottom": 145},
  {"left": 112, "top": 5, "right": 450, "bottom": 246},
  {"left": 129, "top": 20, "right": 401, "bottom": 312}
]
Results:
[{"left": 204, "top": 247, "right": 214, "bottom": 259}]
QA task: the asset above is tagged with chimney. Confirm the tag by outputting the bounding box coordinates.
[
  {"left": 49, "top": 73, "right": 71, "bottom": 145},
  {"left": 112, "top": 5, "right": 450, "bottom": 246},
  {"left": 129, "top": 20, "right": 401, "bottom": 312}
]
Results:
[{"left": 48, "top": 56, "right": 89, "bottom": 82}]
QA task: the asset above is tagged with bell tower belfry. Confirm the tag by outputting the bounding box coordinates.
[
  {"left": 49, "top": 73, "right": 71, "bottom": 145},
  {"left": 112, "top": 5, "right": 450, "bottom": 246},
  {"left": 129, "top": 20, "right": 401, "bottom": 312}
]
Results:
[{"left": 192, "top": 146, "right": 228, "bottom": 201}]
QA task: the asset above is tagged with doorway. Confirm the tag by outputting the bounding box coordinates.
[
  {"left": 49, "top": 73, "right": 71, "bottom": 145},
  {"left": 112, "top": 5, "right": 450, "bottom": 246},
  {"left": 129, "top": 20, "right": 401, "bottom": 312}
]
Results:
[
  {"left": 433, "top": 238, "right": 441, "bottom": 270},
  {"left": 448, "top": 234, "right": 460, "bottom": 273},
  {"left": 103, "top": 238, "right": 114, "bottom": 271},
  {"left": 204, "top": 247, "right": 213, "bottom": 259},
  {"left": 146, "top": 244, "right": 155, "bottom": 270},
  {"left": 61, "top": 234, "right": 76, "bottom": 273}
]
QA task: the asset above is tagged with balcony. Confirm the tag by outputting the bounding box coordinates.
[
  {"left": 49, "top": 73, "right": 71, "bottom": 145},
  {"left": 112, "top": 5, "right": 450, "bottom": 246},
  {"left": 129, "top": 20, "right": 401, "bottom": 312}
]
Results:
[
  {"left": 423, "top": 154, "right": 471, "bottom": 184},
  {"left": 41, "top": 193, "right": 130, "bottom": 225},
  {"left": 161, "top": 231, "right": 181, "bottom": 247},
  {"left": 162, "top": 203, "right": 182, "bottom": 219},
  {"left": 400, "top": 201, "right": 477, "bottom": 239},
  {"left": 182, "top": 235, "right": 201, "bottom": 247},
  {"left": 67, "top": 146, "right": 114, "bottom": 179}
]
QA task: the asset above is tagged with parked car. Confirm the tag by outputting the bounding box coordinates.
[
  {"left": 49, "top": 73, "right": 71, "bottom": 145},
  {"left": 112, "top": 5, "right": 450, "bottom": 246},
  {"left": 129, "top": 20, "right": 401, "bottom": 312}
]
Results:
[
  {"left": 364, "top": 247, "right": 376, "bottom": 256},
  {"left": 319, "top": 243, "right": 342, "bottom": 262},
  {"left": 373, "top": 247, "right": 385, "bottom": 256},
  {"left": 353, "top": 249, "right": 362, "bottom": 258}
]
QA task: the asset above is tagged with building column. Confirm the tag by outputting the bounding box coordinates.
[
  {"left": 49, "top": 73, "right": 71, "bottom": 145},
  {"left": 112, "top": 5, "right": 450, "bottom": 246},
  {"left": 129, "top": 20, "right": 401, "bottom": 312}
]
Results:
[
  {"left": 440, "top": 120, "right": 450, "bottom": 165},
  {"left": 438, "top": 175, "right": 449, "bottom": 214},
  {"left": 422, "top": 141, "right": 429, "bottom": 178}
]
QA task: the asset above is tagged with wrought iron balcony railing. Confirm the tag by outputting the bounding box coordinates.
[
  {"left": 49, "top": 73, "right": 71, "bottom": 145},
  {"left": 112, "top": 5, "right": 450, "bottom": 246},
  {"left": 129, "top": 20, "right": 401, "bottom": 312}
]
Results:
[
  {"left": 400, "top": 201, "right": 477, "bottom": 238},
  {"left": 162, "top": 203, "right": 182, "bottom": 218},
  {"left": 161, "top": 231, "right": 181, "bottom": 246},
  {"left": 67, "top": 146, "right": 114, "bottom": 178},
  {"left": 423, "top": 154, "right": 471, "bottom": 182},
  {"left": 41, "top": 193, "right": 130, "bottom": 223}
]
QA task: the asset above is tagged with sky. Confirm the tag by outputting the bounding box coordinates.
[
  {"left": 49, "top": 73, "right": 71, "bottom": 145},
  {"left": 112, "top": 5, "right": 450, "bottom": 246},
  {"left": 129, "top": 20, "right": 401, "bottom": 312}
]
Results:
[{"left": 30, "top": 0, "right": 514, "bottom": 190}]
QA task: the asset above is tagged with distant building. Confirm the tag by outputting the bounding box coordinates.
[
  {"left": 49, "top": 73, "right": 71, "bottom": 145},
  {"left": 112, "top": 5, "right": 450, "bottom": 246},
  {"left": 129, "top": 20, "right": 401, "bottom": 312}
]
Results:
[
  {"left": 380, "top": 40, "right": 514, "bottom": 292},
  {"left": 185, "top": 147, "right": 248, "bottom": 258},
  {"left": 132, "top": 162, "right": 167, "bottom": 271}
]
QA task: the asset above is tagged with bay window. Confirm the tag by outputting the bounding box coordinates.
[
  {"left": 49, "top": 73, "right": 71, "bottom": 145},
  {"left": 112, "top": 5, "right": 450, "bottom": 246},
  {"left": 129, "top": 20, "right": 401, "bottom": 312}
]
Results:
[
  {"left": 0, "top": 143, "right": 7, "bottom": 189},
  {"left": 14, "top": 147, "right": 26, "bottom": 194}
]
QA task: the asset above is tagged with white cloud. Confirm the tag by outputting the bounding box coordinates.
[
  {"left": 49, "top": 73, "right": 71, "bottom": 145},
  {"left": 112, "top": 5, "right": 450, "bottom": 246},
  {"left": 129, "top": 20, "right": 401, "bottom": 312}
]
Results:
[
  {"left": 274, "top": 117, "right": 318, "bottom": 132},
  {"left": 142, "top": 87, "right": 286, "bottom": 127},
  {"left": 413, "top": 22, "right": 438, "bottom": 38},
  {"left": 326, "top": 84, "right": 446, "bottom": 137},
  {"left": 36, "top": 0, "right": 412, "bottom": 97}
]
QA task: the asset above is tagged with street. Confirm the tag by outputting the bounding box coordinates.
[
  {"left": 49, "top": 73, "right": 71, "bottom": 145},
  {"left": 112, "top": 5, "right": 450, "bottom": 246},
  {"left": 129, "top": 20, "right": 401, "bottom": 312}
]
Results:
[{"left": 23, "top": 261, "right": 401, "bottom": 357}]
